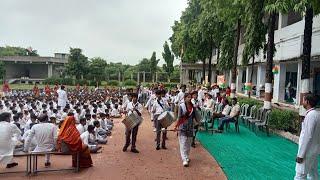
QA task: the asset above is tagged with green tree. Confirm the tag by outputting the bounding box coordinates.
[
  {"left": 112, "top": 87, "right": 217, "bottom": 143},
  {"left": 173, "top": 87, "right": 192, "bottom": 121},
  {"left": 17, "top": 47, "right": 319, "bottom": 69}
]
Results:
[
  {"left": 65, "top": 48, "right": 89, "bottom": 79},
  {"left": 150, "top": 52, "right": 160, "bottom": 82},
  {"left": 162, "top": 41, "right": 175, "bottom": 82},
  {"left": 294, "top": 0, "right": 320, "bottom": 114},
  {"left": 242, "top": 0, "right": 267, "bottom": 98},
  {"left": 0, "top": 46, "right": 39, "bottom": 56},
  {"left": 264, "top": 0, "right": 294, "bottom": 109},
  {"left": 0, "top": 61, "right": 6, "bottom": 79},
  {"left": 89, "top": 57, "right": 107, "bottom": 84}
]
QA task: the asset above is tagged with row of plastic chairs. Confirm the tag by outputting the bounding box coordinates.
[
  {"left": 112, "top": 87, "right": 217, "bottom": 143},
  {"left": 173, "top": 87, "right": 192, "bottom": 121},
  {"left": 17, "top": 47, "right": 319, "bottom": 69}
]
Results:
[{"left": 239, "top": 104, "right": 271, "bottom": 136}]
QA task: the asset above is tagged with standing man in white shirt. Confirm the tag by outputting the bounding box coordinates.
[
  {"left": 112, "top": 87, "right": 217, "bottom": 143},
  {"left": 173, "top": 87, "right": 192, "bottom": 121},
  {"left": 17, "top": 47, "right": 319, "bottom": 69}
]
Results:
[
  {"left": 57, "top": 85, "right": 68, "bottom": 109},
  {"left": 175, "top": 85, "right": 186, "bottom": 105},
  {"left": 123, "top": 93, "right": 143, "bottom": 153},
  {"left": 295, "top": 94, "right": 320, "bottom": 180},
  {"left": 0, "top": 112, "right": 21, "bottom": 168},
  {"left": 24, "top": 114, "right": 58, "bottom": 167},
  {"left": 152, "top": 90, "right": 169, "bottom": 150}
]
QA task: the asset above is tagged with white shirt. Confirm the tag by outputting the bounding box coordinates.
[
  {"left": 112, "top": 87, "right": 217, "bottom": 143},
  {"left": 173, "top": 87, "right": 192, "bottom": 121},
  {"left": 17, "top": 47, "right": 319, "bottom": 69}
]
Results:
[
  {"left": 126, "top": 101, "right": 143, "bottom": 116},
  {"left": 76, "top": 124, "right": 86, "bottom": 135},
  {"left": 80, "top": 131, "right": 95, "bottom": 147},
  {"left": 24, "top": 123, "right": 57, "bottom": 152},
  {"left": 175, "top": 91, "right": 185, "bottom": 104},
  {"left": 297, "top": 109, "right": 320, "bottom": 158},
  {"left": 57, "top": 89, "right": 68, "bottom": 108},
  {"left": 152, "top": 99, "right": 168, "bottom": 115},
  {"left": 0, "top": 121, "right": 21, "bottom": 165}
]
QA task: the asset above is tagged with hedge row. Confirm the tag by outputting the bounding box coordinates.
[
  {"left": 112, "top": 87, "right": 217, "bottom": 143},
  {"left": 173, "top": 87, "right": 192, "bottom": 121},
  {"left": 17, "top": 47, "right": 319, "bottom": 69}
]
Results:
[
  {"left": 44, "top": 78, "right": 99, "bottom": 86},
  {"left": 237, "top": 96, "right": 299, "bottom": 134}
]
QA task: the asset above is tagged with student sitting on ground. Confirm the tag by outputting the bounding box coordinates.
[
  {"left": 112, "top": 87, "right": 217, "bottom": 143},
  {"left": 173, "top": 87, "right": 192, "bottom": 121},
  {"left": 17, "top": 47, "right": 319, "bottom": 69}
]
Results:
[
  {"left": 76, "top": 118, "right": 87, "bottom": 135},
  {"left": 80, "top": 125, "right": 102, "bottom": 153},
  {"left": 217, "top": 98, "right": 240, "bottom": 132},
  {"left": 111, "top": 104, "right": 121, "bottom": 118},
  {"left": 105, "top": 113, "right": 114, "bottom": 130},
  {"left": 93, "top": 121, "right": 108, "bottom": 144}
]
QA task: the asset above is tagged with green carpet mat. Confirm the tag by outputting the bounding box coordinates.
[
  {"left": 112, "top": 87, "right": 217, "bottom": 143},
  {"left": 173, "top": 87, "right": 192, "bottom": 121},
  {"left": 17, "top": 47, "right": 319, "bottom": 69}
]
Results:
[{"left": 197, "top": 125, "right": 320, "bottom": 180}]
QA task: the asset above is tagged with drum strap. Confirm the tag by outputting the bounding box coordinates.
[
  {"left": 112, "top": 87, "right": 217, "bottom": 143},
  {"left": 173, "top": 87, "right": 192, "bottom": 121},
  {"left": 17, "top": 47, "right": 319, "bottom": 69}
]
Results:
[{"left": 157, "top": 100, "right": 165, "bottom": 110}]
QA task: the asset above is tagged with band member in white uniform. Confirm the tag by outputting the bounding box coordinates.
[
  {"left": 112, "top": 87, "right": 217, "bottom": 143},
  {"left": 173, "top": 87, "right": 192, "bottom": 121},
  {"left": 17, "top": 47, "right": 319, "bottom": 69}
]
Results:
[
  {"left": 123, "top": 93, "right": 143, "bottom": 153},
  {"left": 152, "top": 90, "right": 169, "bottom": 150}
]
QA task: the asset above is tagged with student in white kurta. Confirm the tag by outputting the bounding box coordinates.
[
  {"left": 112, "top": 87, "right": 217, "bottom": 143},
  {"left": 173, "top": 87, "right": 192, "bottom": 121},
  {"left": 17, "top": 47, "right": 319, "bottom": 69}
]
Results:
[
  {"left": 295, "top": 94, "right": 320, "bottom": 180},
  {"left": 0, "top": 112, "right": 21, "bottom": 168},
  {"left": 24, "top": 115, "right": 58, "bottom": 167},
  {"left": 57, "top": 85, "right": 68, "bottom": 108}
]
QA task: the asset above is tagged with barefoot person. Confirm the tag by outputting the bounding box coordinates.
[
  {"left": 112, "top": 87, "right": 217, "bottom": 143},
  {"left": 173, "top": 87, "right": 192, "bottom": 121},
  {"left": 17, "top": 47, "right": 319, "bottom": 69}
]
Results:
[
  {"left": 175, "top": 93, "right": 195, "bottom": 167},
  {"left": 123, "top": 93, "right": 142, "bottom": 153},
  {"left": 0, "top": 112, "right": 21, "bottom": 168},
  {"left": 295, "top": 94, "right": 320, "bottom": 180}
]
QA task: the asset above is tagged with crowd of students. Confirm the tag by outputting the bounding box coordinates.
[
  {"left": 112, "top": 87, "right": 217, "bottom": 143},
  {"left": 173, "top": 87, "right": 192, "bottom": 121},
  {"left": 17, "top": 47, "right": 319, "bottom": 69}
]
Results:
[{"left": 0, "top": 85, "right": 124, "bottom": 169}]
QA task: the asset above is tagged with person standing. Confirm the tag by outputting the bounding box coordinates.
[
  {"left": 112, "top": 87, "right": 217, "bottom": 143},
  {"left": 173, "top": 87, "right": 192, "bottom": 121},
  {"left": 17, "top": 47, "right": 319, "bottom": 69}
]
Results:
[
  {"left": 57, "top": 85, "right": 68, "bottom": 108},
  {"left": 0, "top": 112, "right": 21, "bottom": 168},
  {"left": 123, "top": 93, "right": 142, "bottom": 153},
  {"left": 152, "top": 90, "right": 168, "bottom": 150},
  {"left": 295, "top": 94, "right": 320, "bottom": 180},
  {"left": 175, "top": 93, "right": 195, "bottom": 167}
]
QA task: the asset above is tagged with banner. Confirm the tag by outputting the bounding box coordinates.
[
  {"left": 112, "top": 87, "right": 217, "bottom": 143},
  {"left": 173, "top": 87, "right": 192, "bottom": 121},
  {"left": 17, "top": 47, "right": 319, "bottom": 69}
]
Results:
[{"left": 217, "top": 75, "right": 226, "bottom": 88}]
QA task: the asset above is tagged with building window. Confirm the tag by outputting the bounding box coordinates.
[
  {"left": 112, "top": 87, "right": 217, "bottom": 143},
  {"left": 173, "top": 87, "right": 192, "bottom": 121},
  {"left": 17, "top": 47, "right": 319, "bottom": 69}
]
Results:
[
  {"left": 242, "top": 70, "right": 246, "bottom": 83},
  {"left": 287, "top": 11, "right": 302, "bottom": 26}
]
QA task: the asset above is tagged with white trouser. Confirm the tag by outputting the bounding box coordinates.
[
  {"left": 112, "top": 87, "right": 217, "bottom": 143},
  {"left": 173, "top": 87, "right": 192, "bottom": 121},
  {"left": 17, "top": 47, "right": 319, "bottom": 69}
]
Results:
[
  {"left": 295, "top": 154, "right": 319, "bottom": 180},
  {"left": 178, "top": 134, "right": 192, "bottom": 162}
]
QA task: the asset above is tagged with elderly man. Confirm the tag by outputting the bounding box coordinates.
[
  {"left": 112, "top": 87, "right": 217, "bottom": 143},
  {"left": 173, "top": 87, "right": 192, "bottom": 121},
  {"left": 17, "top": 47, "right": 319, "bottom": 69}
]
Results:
[
  {"left": 0, "top": 112, "right": 21, "bottom": 168},
  {"left": 295, "top": 94, "right": 320, "bottom": 180}
]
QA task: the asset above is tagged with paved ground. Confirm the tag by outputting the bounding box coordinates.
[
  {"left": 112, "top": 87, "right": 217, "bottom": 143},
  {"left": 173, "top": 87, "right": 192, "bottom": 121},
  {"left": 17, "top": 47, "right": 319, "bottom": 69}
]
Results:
[{"left": 1, "top": 110, "right": 226, "bottom": 180}]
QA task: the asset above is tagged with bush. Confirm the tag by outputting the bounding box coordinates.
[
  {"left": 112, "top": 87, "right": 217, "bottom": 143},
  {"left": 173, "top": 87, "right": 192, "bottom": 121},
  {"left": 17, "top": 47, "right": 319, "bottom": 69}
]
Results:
[
  {"left": 269, "top": 109, "right": 299, "bottom": 131},
  {"left": 163, "top": 83, "right": 178, "bottom": 89},
  {"left": 61, "top": 78, "right": 74, "bottom": 85},
  {"left": 107, "top": 80, "right": 119, "bottom": 87},
  {"left": 124, "top": 79, "right": 137, "bottom": 86},
  {"left": 75, "top": 79, "right": 88, "bottom": 86},
  {"left": 237, "top": 96, "right": 263, "bottom": 107}
]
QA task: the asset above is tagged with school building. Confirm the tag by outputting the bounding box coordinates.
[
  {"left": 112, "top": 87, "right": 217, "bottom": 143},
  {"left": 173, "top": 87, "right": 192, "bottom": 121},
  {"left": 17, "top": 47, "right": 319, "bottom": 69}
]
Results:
[
  {"left": 180, "top": 11, "right": 320, "bottom": 107},
  {"left": 0, "top": 53, "right": 68, "bottom": 84}
]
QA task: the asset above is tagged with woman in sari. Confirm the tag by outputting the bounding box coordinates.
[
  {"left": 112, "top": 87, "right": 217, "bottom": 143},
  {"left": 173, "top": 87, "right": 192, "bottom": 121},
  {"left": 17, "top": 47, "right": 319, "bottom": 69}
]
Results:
[{"left": 57, "top": 116, "right": 92, "bottom": 168}]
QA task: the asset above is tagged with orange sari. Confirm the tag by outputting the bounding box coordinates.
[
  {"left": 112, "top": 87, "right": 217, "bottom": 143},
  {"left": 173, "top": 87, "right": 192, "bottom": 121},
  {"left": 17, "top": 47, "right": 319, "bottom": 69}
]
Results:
[{"left": 57, "top": 116, "right": 93, "bottom": 168}]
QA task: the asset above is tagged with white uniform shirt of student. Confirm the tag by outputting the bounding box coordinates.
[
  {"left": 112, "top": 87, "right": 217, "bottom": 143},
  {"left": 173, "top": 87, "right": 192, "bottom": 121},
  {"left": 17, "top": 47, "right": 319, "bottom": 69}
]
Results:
[
  {"left": 126, "top": 102, "right": 143, "bottom": 116},
  {"left": 0, "top": 121, "right": 21, "bottom": 165}
]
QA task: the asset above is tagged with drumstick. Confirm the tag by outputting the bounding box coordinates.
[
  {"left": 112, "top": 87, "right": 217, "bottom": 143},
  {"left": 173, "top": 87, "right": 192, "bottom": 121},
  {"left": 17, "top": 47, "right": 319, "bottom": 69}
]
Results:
[{"left": 153, "top": 129, "right": 180, "bottom": 132}]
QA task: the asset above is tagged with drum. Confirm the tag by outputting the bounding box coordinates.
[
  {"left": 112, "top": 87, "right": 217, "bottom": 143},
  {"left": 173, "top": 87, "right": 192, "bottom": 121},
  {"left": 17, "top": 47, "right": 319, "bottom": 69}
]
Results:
[
  {"left": 158, "top": 111, "right": 175, "bottom": 128},
  {"left": 122, "top": 111, "right": 143, "bottom": 130}
]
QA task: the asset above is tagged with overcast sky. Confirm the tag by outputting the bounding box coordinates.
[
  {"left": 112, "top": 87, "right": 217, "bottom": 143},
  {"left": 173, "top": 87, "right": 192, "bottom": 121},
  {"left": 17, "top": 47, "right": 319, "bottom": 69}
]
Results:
[{"left": 0, "top": 0, "right": 187, "bottom": 65}]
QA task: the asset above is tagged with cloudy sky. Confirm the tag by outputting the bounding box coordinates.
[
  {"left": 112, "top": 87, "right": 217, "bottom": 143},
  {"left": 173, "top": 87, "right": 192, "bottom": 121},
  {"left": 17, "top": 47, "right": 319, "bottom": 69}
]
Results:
[{"left": 0, "top": 0, "right": 187, "bottom": 65}]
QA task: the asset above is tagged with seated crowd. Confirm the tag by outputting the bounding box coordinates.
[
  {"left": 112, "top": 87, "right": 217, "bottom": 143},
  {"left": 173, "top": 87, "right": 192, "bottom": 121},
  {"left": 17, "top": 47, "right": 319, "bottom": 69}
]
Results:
[{"left": 0, "top": 86, "right": 124, "bottom": 169}]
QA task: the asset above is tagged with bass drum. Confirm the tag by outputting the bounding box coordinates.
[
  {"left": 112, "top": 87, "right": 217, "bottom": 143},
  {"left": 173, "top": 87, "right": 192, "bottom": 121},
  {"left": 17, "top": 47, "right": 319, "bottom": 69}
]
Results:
[{"left": 158, "top": 111, "right": 175, "bottom": 128}]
